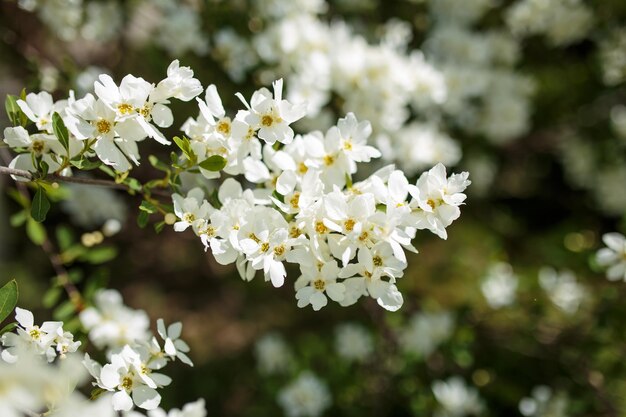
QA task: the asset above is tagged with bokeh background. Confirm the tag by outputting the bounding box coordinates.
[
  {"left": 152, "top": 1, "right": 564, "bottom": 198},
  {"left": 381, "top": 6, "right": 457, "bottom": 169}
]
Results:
[{"left": 1, "top": 0, "right": 626, "bottom": 415}]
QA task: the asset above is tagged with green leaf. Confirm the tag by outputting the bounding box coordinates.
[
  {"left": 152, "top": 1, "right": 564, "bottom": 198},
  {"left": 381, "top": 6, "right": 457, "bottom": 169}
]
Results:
[
  {"left": 4, "top": 95, "right": 21, "bottom": 126},
  {"left": 139, "top": 200, "right": 158, "bottom": 214},
  {"left": 52, "top": 112, "right": 70, "bottom": 151},
  {"left": 0, "top": 322, "right": 17, "bottom": 336},
  {"left": 0, "top": 280, "right": 19, "bottom": 323},
  {"left": 149, "top": 155, "right": 170, "bottom": 172},
  {"left": 67, "top": 269, "right": 84, "bottom": 284},
  {"left": 39, "top": 160, "right": 49, "bottom": 177},
  {"left": 42, "top": 287, "right": 62, "bottom": 308},
  {"left": 173, "top": 136, "right": 196, "bottom": 163},
  {"left": 345, "top": 173, "right": 353, "bottom": 189},
  {"left": 272, "top": 190, "right": 285, "bottom": 203},
  {"left": 90, "top": 387, "right": 107, "bottom": 400},
  {"left": 80, "top": 246, "right": 117, "bottom": 265},
  {"left": 137, "top": 210, "right": 149, "bottom": 228},
  {"left": 31, "top": 187, "right": 51, "bottom": 222},
  {"left": 71, "top": 158, "right": 102, "bottom": 170},
  {"left": 26, "top": 218, "right": 47, "bottom": 245},
  {"left": 154, "top": 221, "right": 165, "bottom": 234},
  {"left": 56, "top": 225, "right": 74, "bottom": 251},
  {"left": 199, "top": 155, "right": 227, "bottom": 172},
  {"left": 9, "top": 210, "right": 27, "bottom": 227},
  {"left": 53, "top": 300, "right": 75, "bottom": 321},
  {"left": 126, "top": 178, "right": 142, "bottom": 192}
]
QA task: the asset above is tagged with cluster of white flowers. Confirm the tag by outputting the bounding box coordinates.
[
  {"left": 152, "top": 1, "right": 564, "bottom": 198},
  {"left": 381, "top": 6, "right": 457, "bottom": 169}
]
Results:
[
  {"left": 0, "top": 347, "right": 93, "bottom": 417},
  {"left": 1, "top": 307, "right": 81, "bottom": 363},
  {"left": 18, "top": 0, "right": 123, "bottom": 42},
  {"left": 79, "top": 289, "right": 151, "bottom": 352},
  {"left": 248, "top": 6, "right": 452, "bottom": 173},
  {"left": 599, "top": 28, "right": 626, "bottom": 87},
  {"left": 211, "top": 28, "right": 260, "bottom": 82},
  {"left": 126, "top": 399, "right": 207, "bottom": 417},
  {"left": 254, "top": 333, "right": 294, "bottom": 375},
  {"left": 158, "top": 66, "right": 469, "bottom": 311},
  {"left": 147, "top": 0, "right": 209, "bottom": 57},
  {"left": 3, "top": 60, "right": 202, "bottom": 174},
  {"left": 519, "top": 386, "right": 569, "bottom": 417},
  {"left": 61, "top": 183, "right": 127, "bottom": 230},
  {"left": 538, "top": 267, "right": 585, "bottom": 315},
  {"left": 425, "top": 21, "right": 534, "bottom": 145},
  {"left": 173, "top": 155, "right": 469, "bottom": 311},
  {"left": 334, "top": 323, "right": 374, "bottom": 362},
  {"left": 278, "top": 371, "right": 332, "bottom": 417},
  {"left": 399, "top": 310, "right": 454, "bottom": 357},
  {"left": 611, "top": 105, "right": 626, "bottom": 140},
  {"left": 81, "top": 291, "right": 193, "bottom": 411},
  {"left": 505, "top": 0, "right": 593, "bottom": 46},
  {"left": 18, "top": 0, "right": 207, "bottom": 58},
  {"left": 596, "top": 233, "right": 626, "bottom": 282},
  {"left": 481, "top": 262, "right": 518, "bottom": 309},
  {"left": 432, "top": 377, "right": 484, "bottom": 417},
  {"left": 0, "top": 305, "right": 201, "bottom": 416}
]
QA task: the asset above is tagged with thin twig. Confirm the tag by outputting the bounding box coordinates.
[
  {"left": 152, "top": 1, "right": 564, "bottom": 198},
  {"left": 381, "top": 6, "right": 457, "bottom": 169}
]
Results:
[
  {"left": 0, "top": 151, "right": 84, "bottom": 311},
  {"left": 0, "top": 165, "right": 172, "bottom": 197}
]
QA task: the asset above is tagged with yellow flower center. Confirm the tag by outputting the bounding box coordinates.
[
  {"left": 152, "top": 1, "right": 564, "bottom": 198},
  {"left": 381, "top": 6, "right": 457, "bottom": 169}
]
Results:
[
  {"left": 29, "top": 327, "right": 41, "bottom": 340},
  {"left": 373, "top": 255, "right": 383, "bottom": 267},
  {"left": 289, "top": 225, "right": 302, "bottom": 238},
  {"left": 31, "top": 140, "right": 45, "bottom": 155},
  {"left": 315, "top": 221, "right": 328, "bottom": 234},
  {"left": 289, "top": 192, "right": 301, "bottom": 209},
  {"left": 217, "top": 120, "right": 231, "bottom": 135},
  {"left": 121, "top": 377, "right": 133, "bottom": 391},
  {"left": 274, "top": 245, "right": 285, "bottom": 257},
  {"left": 117, "top": 103, "right": 134, "bottom": 115},
  {"left": 96, "top": 119, "right": 111, "bottom": 134},
  {"left": 344, "top": 218, "right": 356, "bottom": 232},
  {"left": 261, "top": 115, "right": 274, "bottom": 127},
  {"left": 313, "top": 279, "right": 326, "bottom": 291}
]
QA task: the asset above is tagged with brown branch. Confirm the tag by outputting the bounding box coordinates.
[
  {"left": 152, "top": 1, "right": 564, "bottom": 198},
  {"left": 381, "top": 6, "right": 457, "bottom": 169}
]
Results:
[
  {"left": 0, "top": 165, "right": 172, "bottom": 197},
  {"left": 0, "top": 151, "right": 84, "bottom": 311}
]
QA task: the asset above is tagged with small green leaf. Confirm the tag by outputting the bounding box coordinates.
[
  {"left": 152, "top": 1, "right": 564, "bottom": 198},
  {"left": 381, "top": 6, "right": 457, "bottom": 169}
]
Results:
[
  {"left": 154, "top": 221, "right": 165, "bottom": 234},
  {"left": 345, "top": 173, "right": 353, "bottom": 189},
  {"left": 71, "top": 158, "right": 102, "bottom": 170},
  {"left": 31, "top": 187, "right": 51, "bottom": 222},
  {"left": 4, "top": 95, "right": 21, "bottom": 126},
  {"left": 272, "top": 190, "right": 285, "bottom": 203},
  {"left": 9, "top": 210, "right": 27, "bottom": 227},
  {"left": 26, "top": 218, "right": 47, "bottom": 245},
  {"left": 39, "top": 160, "right": 49, "bottom": 177},
  {"left": 137, "top": 210, "right": 149, "bottom": 228},
  {"left": 139, "top": 200, "right": 158, "bottom": 214},
  {"left": 90, "top": 387, "right": 107, "bottom": 400},
  {"left": 80, "top": 246, "right": 117, "bottom": 265},
  {"left": 67, "top": 269, "right": 84, "bottom": 284},
  {"left": 52, "top": 112, "right": 70, "bottom": 151},
  {"left": 53, "top": 300, "right": 75, "bottom": 321},
  {"left": 0, "top": 280, "right": 19, "bottom": 323},
  {"left": 149, "top": 155, "right": 170, "bottom": 172},
  {"left": 173, "top": 136, "right": 196, "bottom": 163},
  {"left": 199, "top": 155, "right": 227, "bottom": 172},
  {"left": 42, "top": 287, "right": 62, "bottom": 308},
  {"left": 56, "top": 225, "right": 74, "bottom": 251},
  {"left": 126, "top": 178, "right": 142, "bottom": 192},
  {"left": 0, "top": 322, "right": 17, "bottom": 336}
]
